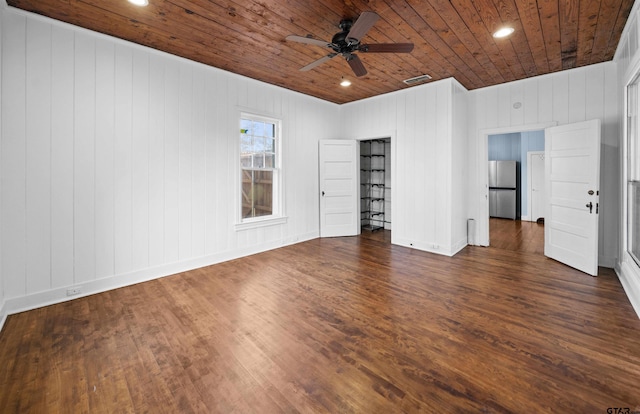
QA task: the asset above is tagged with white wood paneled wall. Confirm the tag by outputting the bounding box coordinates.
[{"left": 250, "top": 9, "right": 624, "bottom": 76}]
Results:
[
  {"left": 451, "top": 82, "right": 469, "bottom": 252},
  {"left": 340, "top": 78, "right": 469, "bottom": 256},
  {"left": 467, "top": 62, "right": 620, "bottom": 267},
  {"left": 0, "top": 7, "right": 339, "bottom": 318}
]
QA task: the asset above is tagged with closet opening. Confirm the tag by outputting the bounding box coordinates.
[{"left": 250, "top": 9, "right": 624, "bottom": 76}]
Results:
[{"left": 360, "top": 138, "right": 391, "bottom": 235}]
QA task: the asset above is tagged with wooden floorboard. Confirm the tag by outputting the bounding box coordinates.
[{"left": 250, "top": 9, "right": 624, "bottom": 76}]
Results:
[
  {"left": 1, "top": 224, "right": 640, "bottom": 413},
  {"left": 489, "top": 217, "right": 545, "bottom": 254}
]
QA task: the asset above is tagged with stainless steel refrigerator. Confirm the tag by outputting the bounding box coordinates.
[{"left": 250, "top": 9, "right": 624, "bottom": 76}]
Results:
[{"left": 488, "top": 160, "right": 517, "bottom": 220}]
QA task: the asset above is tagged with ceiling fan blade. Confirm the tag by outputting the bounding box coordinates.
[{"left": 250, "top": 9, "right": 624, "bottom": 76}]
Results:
[
  {"left": 346, "top": 11, "right": 379, "bottom": 43},
  {"left": 300, "top": 54, "right": 337, "bottom": 71},
  {"left": 359, "top": 43, "right": 414, "bottom": 53},
  {"left": 347, "top": 55, "right": 367, "bottom": 77},
  {"left": 286, "top": 35, "right": 331, "bottom": 48}
]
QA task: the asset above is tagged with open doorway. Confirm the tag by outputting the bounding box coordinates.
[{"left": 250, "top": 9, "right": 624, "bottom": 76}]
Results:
[
  {"left": 479, "top": 121, "right": 602, "bottom": 274},
  {"left": 487, "top": 130, "right": 545, "bottom": 252},
  {"left": 360, "top": 138, "right": 391, "bottom": 236},
  {"left": 476, "top": 122, "right": 556, "bottom": 246}
]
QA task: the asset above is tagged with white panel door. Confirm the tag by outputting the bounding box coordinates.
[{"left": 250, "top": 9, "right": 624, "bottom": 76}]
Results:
[
  {"left": 544, "top": 119, "right": 600, "bottom": 276},
  {"left": 319, "top": 140, "right": 359, "bottom": 237}
]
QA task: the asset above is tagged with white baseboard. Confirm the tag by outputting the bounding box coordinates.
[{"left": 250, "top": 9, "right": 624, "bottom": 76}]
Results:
[
  {"left": 0, "top": 299, "right": 7, "bottom": 334},
  {"left": 0, "top": 231, "right": 318, "bottom": 333},
  {"left": 392, "top": 236, "right": 467, "bottom": 257},
  {"left": 3, "top": 233, "right": 633, "bottom": 334},
  {"left": 450, "top": 237, "right": 469, "bottom": 256},
  {"left": 617, "top": 260, "right": 640, "bottom": 319}
]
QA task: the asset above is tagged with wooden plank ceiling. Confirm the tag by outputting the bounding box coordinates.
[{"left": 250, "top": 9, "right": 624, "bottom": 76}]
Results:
[{"left": 7, "top": 0, "right": 635, "bottom": 104}]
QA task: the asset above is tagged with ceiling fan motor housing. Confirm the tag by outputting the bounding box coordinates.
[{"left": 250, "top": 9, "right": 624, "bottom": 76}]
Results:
[
  {"left": 332, "top": 21, "right": 360, "bottom": 54},
  {"left": 338, "top": 19, "right": 353, "bottom": 32}
]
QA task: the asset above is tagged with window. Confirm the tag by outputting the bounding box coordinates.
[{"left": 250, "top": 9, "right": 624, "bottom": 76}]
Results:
[
  {"left": 628, "top": 79, "right": 640, "bottom": 265},
  {"left": 240, "top": 113, "right": 281, "bottom": 221}
]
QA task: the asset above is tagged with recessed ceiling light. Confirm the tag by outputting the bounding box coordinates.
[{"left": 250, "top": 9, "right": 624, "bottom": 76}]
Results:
[
  {"left": 128, "top": 0, "right": 149, "bottom": 6},
  {"left": 493, "top": 27, "right": 514, "bottom": 38},
  {"left": 340, "top": 78, "right": 351, "bottom": 87}
]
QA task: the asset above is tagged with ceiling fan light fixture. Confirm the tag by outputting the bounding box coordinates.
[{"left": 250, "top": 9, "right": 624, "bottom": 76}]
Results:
[
  {"left": 128, "top": 0, "right": 149, "bottom": 6},
  {"left": 340, "top": 77, "right": 352, "bottom": 87},
  {"left": 493, "top": 27, "right": 514, "bottom": 38}
]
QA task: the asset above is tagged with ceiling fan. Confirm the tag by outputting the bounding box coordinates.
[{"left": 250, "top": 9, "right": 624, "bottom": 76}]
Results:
[{"left": 286, "top": 11, "right": 414, "bottom": 77}]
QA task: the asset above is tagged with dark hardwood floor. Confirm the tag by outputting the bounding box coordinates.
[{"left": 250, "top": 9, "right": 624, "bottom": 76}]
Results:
[
  {"left": 489, "top": 217, "right": 545, "bottom": 254},
  {"left": 1, "top": 224, "right": 640, "bottom": 413}
]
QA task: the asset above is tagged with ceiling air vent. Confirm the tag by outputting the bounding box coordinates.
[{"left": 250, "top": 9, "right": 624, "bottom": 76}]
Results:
[{"left": 403, "top": 74, "right": 432, "bottom": 86}]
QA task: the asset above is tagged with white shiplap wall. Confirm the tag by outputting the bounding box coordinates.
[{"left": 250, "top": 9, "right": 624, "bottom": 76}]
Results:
[
  {"left": 0, "top": 7, "right": 340, "bottom": 322},
  {"left": 451, "top": 81, "right": 469, "bottom": 252},
  {"left": 467, "top": 62, "right": 620, "bottom": 267},
  {"left": 341, "top": 78, "right": 469, "bottom": 256},
  {"left": 614, "top": 4, "right": 640, "bottom": 317}
]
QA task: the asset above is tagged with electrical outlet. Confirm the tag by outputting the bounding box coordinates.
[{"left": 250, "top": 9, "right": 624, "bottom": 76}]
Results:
[{"left": 66, "top": 287, "right": 82, "bottom": 296}]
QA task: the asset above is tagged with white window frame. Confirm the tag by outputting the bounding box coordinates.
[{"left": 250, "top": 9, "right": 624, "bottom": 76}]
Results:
[
  {"left": 235, "top": 111, "right": 286, "bottom": 230},
  {"left": 623, "top": 51, "right": 640, "bottom": 281},
  {"left": 626, "top": 72, "right": 640, "bottom": 266}
]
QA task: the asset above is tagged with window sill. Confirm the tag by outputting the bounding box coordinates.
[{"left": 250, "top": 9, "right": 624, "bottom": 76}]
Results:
[{"left": 235, "top": 215, "right": 288, "bottom": 231}]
